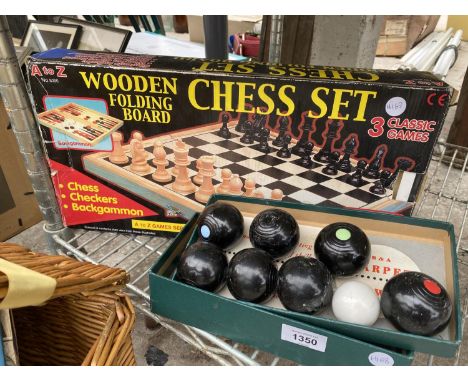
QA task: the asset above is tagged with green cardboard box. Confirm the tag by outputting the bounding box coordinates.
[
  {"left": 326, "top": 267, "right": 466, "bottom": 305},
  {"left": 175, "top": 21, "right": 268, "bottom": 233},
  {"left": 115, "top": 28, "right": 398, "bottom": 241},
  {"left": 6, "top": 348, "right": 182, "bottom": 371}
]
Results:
[
  {"left": 150, "top": 209, "right": 415, "bottom": 365},
  {"left": 180, "top": 195, "right": 462, "bottom": 358}
]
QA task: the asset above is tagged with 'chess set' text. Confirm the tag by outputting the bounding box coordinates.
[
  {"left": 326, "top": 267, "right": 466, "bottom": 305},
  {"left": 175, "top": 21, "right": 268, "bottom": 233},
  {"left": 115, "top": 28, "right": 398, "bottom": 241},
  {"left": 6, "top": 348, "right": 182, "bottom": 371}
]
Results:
[
  {"left": 188, "top": 80, "right": 376, "bottom": 121},
  {"left": 78, "top": 71, "right": 377, "bottom": 123}
]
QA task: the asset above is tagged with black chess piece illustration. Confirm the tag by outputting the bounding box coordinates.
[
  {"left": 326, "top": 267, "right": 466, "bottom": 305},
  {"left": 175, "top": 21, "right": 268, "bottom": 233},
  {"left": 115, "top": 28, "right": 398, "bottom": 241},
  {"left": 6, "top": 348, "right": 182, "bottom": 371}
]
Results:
[
  {"left": 277, "top": 135, "right": 292, "bottom": 158},
  {"left": 364, "top": 147, "right": 385, "bottom": 179},
  {"left": 298, "top": 142, "right": 314, "bottom": 168},
  {"left": 322, "top": 151, "right": 341, "bottom": 176},
  {"left": 254, "top": 115, "right": 267, "bottom": 142},
  {"left": 252, "top": 114, "right": 261, "bottom": 128},
  {"left": 257, "top": 127, "right": 271, "bottom": 153},
  {"left": 383, "top": 159, "right": 411, "bottom": 189},
  {"left": 250, "top": 114, "right": 261, "bottom": 140},
  {"left": 218, "top": 113, "right": 232, "bottom": 139},
  {"left": 235, "top": 112, "right": 248, "bottom": 133},
  {"left": 291, "top": 119, "right": 313, "bottom": 156},
  {"left": 273, "top": 116, "right": 289, "bottom": 147},
  {"left": 337, "top": 136, "right": 356, "bottom": 173},
  {"left": 240, "top": 121, "right": 254, "bottom": 144},
  {"left": 314, "top": 120, "right": 340, "bottom": 163},
  {"left": 370, "top": 179, "right": 386, "bottom": 195},
  {"left": 380, "top": 170, "right": 391, "bottom": 185},
  {"left": 347, "top": 159, "right": 367, "bottom": 187}
]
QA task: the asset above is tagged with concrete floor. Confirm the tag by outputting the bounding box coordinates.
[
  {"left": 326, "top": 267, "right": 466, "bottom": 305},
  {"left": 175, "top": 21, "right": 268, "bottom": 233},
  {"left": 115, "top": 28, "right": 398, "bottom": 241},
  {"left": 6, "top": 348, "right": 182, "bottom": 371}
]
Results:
[{"left": 7, "top": 40, "right": 468, "bottom": 366}]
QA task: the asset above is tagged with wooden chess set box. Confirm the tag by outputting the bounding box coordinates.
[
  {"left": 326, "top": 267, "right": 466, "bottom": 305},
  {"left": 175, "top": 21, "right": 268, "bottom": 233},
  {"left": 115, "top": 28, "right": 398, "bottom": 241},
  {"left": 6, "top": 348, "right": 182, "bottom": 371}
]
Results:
[{"left": 27, "top": 49, "right": 451, "bottom": 237}]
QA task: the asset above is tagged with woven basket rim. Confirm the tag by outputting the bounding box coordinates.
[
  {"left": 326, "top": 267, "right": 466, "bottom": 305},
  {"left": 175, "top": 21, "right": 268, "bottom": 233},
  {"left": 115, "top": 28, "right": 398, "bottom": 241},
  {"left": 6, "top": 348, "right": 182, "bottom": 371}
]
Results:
[
  {"left": 1, "top": 242, "right": 136, "bottom": 366},
  {"left": 0, "top": 242, "right": 129, "bottom": 304}
]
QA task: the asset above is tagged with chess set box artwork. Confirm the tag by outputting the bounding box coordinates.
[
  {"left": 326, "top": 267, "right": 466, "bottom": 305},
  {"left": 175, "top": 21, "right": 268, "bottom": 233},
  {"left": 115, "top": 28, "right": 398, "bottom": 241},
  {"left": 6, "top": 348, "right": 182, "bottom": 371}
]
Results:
[{"left": 27, "top": 49, "right": 451, "bottom": 236}]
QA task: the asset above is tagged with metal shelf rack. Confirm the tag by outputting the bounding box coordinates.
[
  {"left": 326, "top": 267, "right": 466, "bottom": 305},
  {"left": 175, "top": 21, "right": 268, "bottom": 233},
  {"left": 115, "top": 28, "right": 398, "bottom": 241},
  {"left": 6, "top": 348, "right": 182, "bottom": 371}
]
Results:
[
  {"left": 0, "top": 15, "right": 466, "bottom": 365},
  {"left": 51, "top": 229, "right": 275, "bottom": 366}
]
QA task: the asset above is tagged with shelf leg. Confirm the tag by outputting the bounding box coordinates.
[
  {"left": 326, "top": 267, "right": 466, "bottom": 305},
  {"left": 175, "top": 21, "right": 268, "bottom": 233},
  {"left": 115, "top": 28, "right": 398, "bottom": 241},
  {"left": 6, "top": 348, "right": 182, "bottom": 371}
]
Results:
[{"left": 0, "top": 16, "right": 69, "bottom": 253}]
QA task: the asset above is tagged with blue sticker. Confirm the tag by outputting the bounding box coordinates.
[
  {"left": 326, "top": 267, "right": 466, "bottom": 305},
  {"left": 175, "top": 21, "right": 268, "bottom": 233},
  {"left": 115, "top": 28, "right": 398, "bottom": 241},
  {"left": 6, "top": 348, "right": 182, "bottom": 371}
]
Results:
[{"left": 200, "top": 225, "right": 211, "bottom": 239}]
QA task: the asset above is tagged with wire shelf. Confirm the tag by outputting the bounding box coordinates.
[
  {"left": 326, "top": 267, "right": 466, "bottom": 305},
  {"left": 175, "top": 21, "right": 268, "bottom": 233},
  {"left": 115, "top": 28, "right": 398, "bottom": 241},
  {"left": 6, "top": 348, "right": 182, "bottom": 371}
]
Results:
[
  {"left": 49, "top": 140, "right": 468, "bottom": 366},
  {"left": 51, "top": 230, "right": 271, "bottom": 366}
]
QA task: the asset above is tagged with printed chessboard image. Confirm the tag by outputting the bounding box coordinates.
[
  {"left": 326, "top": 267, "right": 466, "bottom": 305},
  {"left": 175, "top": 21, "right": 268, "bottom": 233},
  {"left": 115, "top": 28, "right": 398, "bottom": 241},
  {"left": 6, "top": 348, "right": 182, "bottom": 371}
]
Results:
[
  {"left": 38, "top": 103, "right": 124, "bottom": 145},
  {"left": 83, "top": 114, "right": 417, "bottom": 218}
]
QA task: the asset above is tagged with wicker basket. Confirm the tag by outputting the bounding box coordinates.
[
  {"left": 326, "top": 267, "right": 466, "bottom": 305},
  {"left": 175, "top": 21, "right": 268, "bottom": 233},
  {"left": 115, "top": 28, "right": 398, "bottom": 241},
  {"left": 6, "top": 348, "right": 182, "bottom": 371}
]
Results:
[{"left": 0, "top": 242, "right": 136, "bottom": 366}]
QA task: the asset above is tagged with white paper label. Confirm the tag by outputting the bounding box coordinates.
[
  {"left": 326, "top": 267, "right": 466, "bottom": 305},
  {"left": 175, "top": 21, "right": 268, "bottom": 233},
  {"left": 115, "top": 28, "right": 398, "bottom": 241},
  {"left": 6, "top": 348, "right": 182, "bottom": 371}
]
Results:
[
  {"left": 368, "top": 352, "right": 395, "bottom": 366},
  {"left": 280, "top": 324, "right": 328, "bottom": 352},
  {"left": 385, "top": 97, "right": 407, "bottom": 116}
]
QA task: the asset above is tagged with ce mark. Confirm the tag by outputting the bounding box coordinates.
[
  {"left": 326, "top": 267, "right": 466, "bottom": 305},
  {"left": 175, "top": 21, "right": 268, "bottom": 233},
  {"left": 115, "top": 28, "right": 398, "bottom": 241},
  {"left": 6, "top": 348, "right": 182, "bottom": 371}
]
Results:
[{"left": 427, "top": 92, "right": 448, "bottom": 107}]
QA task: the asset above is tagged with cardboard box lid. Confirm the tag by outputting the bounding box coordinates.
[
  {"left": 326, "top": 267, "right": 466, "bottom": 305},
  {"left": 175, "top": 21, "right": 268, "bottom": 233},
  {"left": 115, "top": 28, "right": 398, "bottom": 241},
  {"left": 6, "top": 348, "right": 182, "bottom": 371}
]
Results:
[{"left": 29, "top": 49, "right": 451, "bottom": 90}]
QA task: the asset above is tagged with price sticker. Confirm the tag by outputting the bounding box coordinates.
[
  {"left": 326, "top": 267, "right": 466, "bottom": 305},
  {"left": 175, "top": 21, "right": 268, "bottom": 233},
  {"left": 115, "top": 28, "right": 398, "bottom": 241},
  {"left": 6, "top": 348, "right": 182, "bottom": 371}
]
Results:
[
  {"left": 368, "top": 352, "right": 395, "bottom": 366},
  {"left": 385, "top": 97, "right": 407, "bottom": 116},
  {"left": 280, "top": 324, "right": 328, "bottom": 352}
]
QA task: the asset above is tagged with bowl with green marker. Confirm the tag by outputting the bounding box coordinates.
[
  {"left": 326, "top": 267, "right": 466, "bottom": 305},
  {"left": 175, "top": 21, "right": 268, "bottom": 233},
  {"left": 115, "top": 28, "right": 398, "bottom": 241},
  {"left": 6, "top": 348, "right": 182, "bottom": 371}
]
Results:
[{"left": 314, "top": 222, "right": 371, "bottom": 276}]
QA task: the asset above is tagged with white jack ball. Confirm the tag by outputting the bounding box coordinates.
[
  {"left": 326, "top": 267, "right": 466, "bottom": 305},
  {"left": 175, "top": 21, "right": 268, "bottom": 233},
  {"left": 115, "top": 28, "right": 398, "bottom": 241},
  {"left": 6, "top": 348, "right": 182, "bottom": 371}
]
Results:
[{"left": 332, "top": 280, "right": 380, "bottom": 326}]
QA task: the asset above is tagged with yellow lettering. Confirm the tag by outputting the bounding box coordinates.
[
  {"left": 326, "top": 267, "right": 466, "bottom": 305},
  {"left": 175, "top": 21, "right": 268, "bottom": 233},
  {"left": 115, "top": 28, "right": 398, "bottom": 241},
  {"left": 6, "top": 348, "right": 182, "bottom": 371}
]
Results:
[
  {"left": 309, "top": 69, "right": 328, "bottom": 79},
  {"left": 269, "top": 66, "right": 286, "bottom": 76},
  {"left": 257, "top": 84, "right": 275, "bottom": 115},
  {"left": 289, "top": 67, "right": 307, "bottom": 77},
  {"left": 188, "top": 79, "right": 210, "bottom": 110},
  {"left": 237, "top": 83, "right": 256, "bottom": 113},
  {"left": 354, "top": 90, "right": 377, "bottom": 121},
  {"left": 148, "top": 76, "right": 162, "bottom": 93},
  {"left": 123, "top": 107, "right": 133, "bottom": 120},
  {"left": 212, "top": 81, "right": 234, "bottom": 112},
  {"left": 223, "top": 63, "right": 234, "bottom": 73},
  {"left": 356, "top": 72, "right": 380, "bottom": 82},
  {"left": 192, "top": 62, "right": 212, "bottom": 72},
  {"left": 330, "top": 89, "right": 354, "bottom": 120},
  {"left": 117, "top": 74, "right": 132, "bottom": 91},
  {"left": 108, "top": 93, "right": 117, "bottom": 106},
  {"left": 277, "top": 85, "right": 295, "bottom": 116},
  {"left": 102, "top": 73, "right": 118, "bottom": 90},
  {"left": 237, "top": 63, "right": 255, "bottom": 74},
  {"left": 162, "top": 77, "right": 177, "bottom": 95},
  {"left": 79, "top": 71, "right": 101, "bottom": 89},
  {"left": 308, "top": 87, "right": 329, "bottom": 118},
  {"left": 133, "top": 75, "right": 148, "bottom": 92},
  {"left": 331, "top": 70, "right": 354, "bottom": 80}
]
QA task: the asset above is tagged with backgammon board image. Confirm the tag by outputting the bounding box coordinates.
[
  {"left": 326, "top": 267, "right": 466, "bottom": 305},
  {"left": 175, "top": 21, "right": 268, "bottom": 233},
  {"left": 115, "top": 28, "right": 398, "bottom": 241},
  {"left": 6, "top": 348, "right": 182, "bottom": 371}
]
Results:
[
  {"left": 37, "top": 103, "right": 123, "bottom": 145},
  {"left": 82, "top": 113, "right": 419, "bottom": 220}
]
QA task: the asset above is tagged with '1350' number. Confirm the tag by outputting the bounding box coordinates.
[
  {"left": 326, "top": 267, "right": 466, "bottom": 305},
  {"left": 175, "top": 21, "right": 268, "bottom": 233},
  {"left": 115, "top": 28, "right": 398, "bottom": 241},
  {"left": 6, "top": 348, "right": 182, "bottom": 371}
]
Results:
[{"left": 293, "top": 334, "right": 318, "bottom": 345}]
